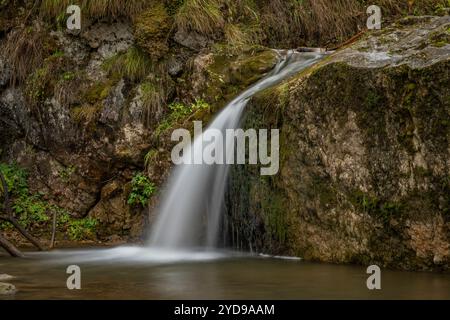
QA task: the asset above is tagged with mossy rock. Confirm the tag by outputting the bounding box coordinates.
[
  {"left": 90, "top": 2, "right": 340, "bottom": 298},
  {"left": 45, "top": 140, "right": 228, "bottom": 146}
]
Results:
[
  {"left": 202, "top": 48, "right": 277, "bottom": 106},
  {"left": 134, "top": 2, "right": 172, "bottom": 61},
  {"left": 226, "top": 16, "right": 450, "bottom": 271}
]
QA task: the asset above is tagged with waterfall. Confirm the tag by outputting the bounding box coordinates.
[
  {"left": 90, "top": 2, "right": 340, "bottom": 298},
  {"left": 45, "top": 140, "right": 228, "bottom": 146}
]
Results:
[{"left": 149, "top": 50, "right": 326, "bottom": 250}]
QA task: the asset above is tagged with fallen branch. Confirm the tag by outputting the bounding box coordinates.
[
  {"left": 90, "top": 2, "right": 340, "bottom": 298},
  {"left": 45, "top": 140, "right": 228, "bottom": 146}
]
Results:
[
  {"left": 0, "top": 232, "right": 24, "bottom": 257},
  {"left": 0, "top": 215, "right": 45, "bottom": 251}
]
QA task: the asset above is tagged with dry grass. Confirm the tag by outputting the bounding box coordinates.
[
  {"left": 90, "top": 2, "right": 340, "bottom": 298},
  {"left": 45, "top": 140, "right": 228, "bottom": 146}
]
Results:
[
  {"left": 71, "top": 104, "right": 102, "bottom": 124},
  {"left": 140, "top": 62, "right": 174, "bottom": 126},
  {"left": 103, "top": 46, "right": 153, "bottom": 82},
  {"left": 39, "top": 0, "right": 149, "bottom": 20},
  {"left": 258, "top": 0, "right": 448, "bottom": 47},
  {"left": 224, "top": 23, "right": 261, "bottom": 50},
  {"left": 175, "top": 0, "right": 224, "bottom": 35},
  {"left": 260, "top": 0, "right": 362, "bottom": 47},
  {"left": 2, "top": 22, "right": 48, "bottom": 85}
]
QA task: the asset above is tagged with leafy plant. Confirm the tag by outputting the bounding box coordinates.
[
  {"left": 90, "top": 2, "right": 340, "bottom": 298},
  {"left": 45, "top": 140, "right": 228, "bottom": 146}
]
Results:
[
  {"left": 155, "top": 99, "right": 210, "bottom": 135},
  {"left": 0, "top": 162, "right": 96, "bottom": 240},
  {"left": 0, "top": 162, "right": 28, "bottom": 196},
  {"left": 67, "top": 217, "right": 97, "bottom": 240},
  {"left": 127, "top": 173, "right": 156, "bottom": 207}
]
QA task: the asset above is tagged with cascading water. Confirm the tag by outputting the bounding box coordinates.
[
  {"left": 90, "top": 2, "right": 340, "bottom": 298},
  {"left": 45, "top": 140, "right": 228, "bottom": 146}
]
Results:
[
  {"left": 40, "top": 51, "right": 327, "bottom": 265},
  {"left": 149, "top": 50, "right": 327, "bottom": 250}
]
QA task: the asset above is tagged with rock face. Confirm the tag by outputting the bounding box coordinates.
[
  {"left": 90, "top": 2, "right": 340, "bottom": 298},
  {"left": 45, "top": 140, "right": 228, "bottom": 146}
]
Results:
[
  {"left": 228, "top": 16, "right": 450, "bottom": 271},
  {"left": 0, "top": 10, "right": 279, "bottom": 244},
  {"left": 0, "top": 0, "right": 448, "bottom": 273}
]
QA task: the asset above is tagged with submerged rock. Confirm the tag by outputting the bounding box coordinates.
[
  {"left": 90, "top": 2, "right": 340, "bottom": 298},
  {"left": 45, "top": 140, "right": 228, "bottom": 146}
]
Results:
[
  {"left": 229, "top": 16, "right": 450, "bottom": 271},
  {"left": 0, "top": 282, "right": 16, "bottom": 295},
  {"left": 0, "top": 274, "right": 14, "bottom": 281}
]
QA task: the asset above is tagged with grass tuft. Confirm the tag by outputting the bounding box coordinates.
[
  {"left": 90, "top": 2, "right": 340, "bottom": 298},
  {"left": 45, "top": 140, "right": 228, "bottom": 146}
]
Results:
[
  {"left": 103, "top": 46, "right": 153, "bottom": 82},
  {"left": 175, "top": 0, "right": 224, "bottom": 35},
  {"left": 2, "top": 22, "right": 49, "bottom": 85},
  {"left": 39, "top": 0, "right": 149, "bottom": 20}
]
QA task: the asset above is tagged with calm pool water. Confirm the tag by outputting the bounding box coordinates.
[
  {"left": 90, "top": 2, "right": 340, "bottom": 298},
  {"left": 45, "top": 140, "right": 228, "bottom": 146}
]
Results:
[{"left": 1, "top": 247, "right": 449, "bottom": 300}]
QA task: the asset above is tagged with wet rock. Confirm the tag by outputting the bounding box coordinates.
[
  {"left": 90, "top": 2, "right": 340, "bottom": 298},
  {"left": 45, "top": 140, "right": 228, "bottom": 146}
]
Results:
[
  {"left": 0, "top": 283, "right": 16, "bottom": 295},
  {"left": 0, "top": 274, "right": 14, "bottom": 281},
  {"left": 174, "top": 30, "right": 210, "bottom": 51},
  {"left": 333, "top": 15, "right": 450, "bottom": 69},
  {"left": 82, "top": 22, "right": 133, "bottom": 57},
  {"left": 100, "top": 79, "right": 126, "bottom": 125},
  {"left": 188, "top": 48, "right": 277, "bottom": 106},
  {"left": 229, "top": 16, "right": 450, "bottom": 271},
  {"left": 88, "top": 179, "right": 144, "bottom": 241},
  {"left": 51, "top": 31, "right": 89, "bottom": 65},
  {"left": 167, "top": 56, "right": 184, "bottom": 76},
  {"left": 134, "top": 3, "right": 171, "bottom": 60}
]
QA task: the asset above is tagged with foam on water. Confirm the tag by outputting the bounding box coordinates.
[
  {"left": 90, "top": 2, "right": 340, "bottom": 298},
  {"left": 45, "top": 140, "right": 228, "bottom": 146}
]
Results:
[{"left": 29, "top": 246, "right": 233, "bottom": 265}]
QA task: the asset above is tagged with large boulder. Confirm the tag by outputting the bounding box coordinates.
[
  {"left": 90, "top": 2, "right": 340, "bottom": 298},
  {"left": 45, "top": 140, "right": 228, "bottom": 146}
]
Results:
[
  {"left": 0, "top": 282, "right": 16, "bottom": 295},
  {"left": 228, "top": 16, "right": 450, "bottom": 271}
]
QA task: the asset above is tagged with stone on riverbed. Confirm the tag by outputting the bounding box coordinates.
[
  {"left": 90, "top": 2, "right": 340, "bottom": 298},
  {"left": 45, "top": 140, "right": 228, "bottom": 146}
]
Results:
[
  {"left": 0, "top": 274, "right": 14, "bottom": 281},
  {"left": 0, "top": 282, "right": 17, "bottom": 295}
]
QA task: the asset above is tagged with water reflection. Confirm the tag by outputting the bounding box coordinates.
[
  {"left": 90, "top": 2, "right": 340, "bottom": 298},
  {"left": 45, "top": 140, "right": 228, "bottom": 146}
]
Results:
[{"left": 0, "top": 249, "right": 449, "bottom": 300}]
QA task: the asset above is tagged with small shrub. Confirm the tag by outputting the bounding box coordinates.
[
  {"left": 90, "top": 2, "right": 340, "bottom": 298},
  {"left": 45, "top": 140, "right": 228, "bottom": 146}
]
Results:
[
  {"left": 127, "top": 173, "right": 156, "bottom": 207},
  {"left": 155, "top": 99, "right": 210, "bottom": 135},
  {"left": 67, "top": 217, "right": 97, "bottom": 240},
  {"left": 0, "top": 162, "right": 28, "bottom": 196}
]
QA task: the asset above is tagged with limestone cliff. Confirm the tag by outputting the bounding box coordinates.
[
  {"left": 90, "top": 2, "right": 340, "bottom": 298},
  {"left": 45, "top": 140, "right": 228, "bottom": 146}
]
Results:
[{"left": 228, "top": 16, "right": 450, "bottom": 271}]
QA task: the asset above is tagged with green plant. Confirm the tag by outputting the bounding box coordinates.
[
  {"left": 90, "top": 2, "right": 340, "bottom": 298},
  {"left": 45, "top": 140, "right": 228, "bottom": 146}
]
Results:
[
  {"left": 59, "top": 165, "right": 76, "bottom": 182},
  {"left": 13, "top": 194, "right": 50, "bottom": 228},
  {"left": 0, "top": 162, "right": 100, "bottom": 240},
  {"left": 62, "top": 71, "right": 75, "bottom": 81},
  {"left": 67, "top": 217, "right": 97, "bottom": 240},
  {"left": 0, "top": 162, "right": 28, "bottom": 196},
  {"left": 127, "top": 173, "right": 156, "bottom": 207},
  {"left": 103, "top": 46, "right": 152, "bottom": 82}
]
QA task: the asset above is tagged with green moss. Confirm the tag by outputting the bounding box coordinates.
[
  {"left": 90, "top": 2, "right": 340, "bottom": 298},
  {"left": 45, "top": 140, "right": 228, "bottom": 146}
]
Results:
[
  {"left": 155, "top": 99, "right": 211, "bottom": 136},
  {"left": 350, "top": 190, "right": 403, "bottom": 224},
  {"left": 85, "top": 81, "right": 114, "bottom": 103},
  {"left": 134, "top": 3, "right": 172, "bottom": 61},
  {"left": 430, "top": 31, "right": 450, "bottom": 47},
  {"left": 58, "top": 165, "right": 76, "bottom": 182},
  {"left": 258, "top": 178, "right": 288, "bottom": 244},
  {"left": 201, "top": 48, "right": 277, "bottom": 107}
]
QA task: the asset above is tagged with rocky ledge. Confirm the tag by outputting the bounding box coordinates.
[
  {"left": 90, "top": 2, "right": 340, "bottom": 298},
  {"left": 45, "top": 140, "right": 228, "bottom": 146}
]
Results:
[{"left": 229, "top": 16, "right": 450, "bottom": 272}]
